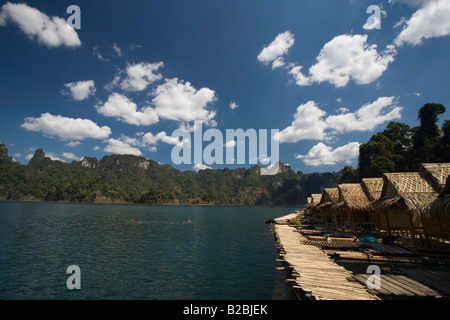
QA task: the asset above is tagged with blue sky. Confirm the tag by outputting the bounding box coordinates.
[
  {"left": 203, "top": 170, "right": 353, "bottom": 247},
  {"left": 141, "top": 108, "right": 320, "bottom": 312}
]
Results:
[{"left": 0, "top": 0, "right": 449, "bottom": 174}]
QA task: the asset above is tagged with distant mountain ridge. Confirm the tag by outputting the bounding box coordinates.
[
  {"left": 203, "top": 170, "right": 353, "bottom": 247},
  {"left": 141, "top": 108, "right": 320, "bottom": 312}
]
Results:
[{"left": 0, "top": 143, "right": 338, "bottom": 205}]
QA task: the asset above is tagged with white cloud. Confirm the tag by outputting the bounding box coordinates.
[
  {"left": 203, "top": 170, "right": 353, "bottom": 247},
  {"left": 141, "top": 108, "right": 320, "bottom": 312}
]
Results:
[
  {"left": 0, "top": 2, "right": 81, "bottom": 48},
  {"left": 62, "top": 152, "right": 82, "bottom": 161},
  {"left": 193, "top": 163, "right": 212, "bottom": 172},
  {"left": 21, "top": 113, "right": 111, "bottom": 141},
  {"left": 288, "top": 66, "right": 311, "bottom": 86},
  {"left": 302, "top": 34, "right": 397, "bottom": 87},
  {"left": 93, "top": 146, "right": 101, "bottom": 151},
  {"left": 120, "top": 62, "right": 164, "bottom": 91},
  {"left": 142, "top": 131, "right": 180, "bottom": 146},
  {"left": 25, "top": 153, "right": 34, "bottom": 160},
  {"left": 271, "top": 57, "right": 286, "bottom": 69},
  {"left": 96, "top": 93, "right": 159, "bottom": 126},
  {"left": 296, "top": 142, "right": 360, "bottom": 166},
  {"left": 325, "top": 96, "right": 402, "bottom": 133},
  {"left": 103, "top": 138, "right": 142, "bottom": 156},
  {"left": 257, "top": 31, "right": 295, "bottom": 65},
  {"left": 112, "top": 42, "right": 122, "bottom": 56},
  {"left": 394, "top": 0, "right": 450, "bottom": 46},
  {"left": 278, "top": 97, "right": 402, "bottom": 143},
  {"left": 151, "top": 78, "right": 217, "bottom": 125},
  {"left": 224, "top": 140, "right": 237, "bottom": 148},
  {"left": 276, "top": 101, "right": 328, "bottom": 143},
  {"left": 229, "top": 101, "right": 239, "bottom": 110},
  {"left": 64, "top": 80, "right": 96, "bottom": 101},
  {"left": 92, "top": 45, "right": 108, "bottom": 61},
  {"left": 66, "top": 141, "right": 81, "bottom": 147}
]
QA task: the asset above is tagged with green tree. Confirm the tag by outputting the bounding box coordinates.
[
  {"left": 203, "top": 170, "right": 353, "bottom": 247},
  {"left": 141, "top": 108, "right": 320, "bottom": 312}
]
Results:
[
  {"left": 337, "top": 166, "right": 358, "bottom": 183},
  {"left": 412, "top": 103, "right": 445, "bottom": 163},
  {"left": 358, "top": 132, "right": 394, "bottom": 178}
]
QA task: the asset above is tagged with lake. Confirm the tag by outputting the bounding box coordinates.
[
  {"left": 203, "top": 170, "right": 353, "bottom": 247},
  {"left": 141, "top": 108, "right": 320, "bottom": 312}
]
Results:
[{"left": 0, "top": 201, "right": 301, "bottom": 300}]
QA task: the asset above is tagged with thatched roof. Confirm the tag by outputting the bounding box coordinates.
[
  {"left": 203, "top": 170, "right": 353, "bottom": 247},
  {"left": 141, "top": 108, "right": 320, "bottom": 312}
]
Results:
[
  {"left": 419, "top": 163, "right": 450, "bottom": 192},
  {"left": 423, "top": 174, "right": 450, "bottom": 217},
  {"left": 317, "top": 188, "right": 339, "bottom": 209},
  {"left": 371, "top": 172, "right": 439, "bottom": 215},
  {"left": 310, "top": 193, "right": 322, "bottom": 205},
  {"left": 361, "top": 178, "right": 384, "bottom": 201},
  {"left": 332, "top": 183, "right": 371, "bottom": 211},
  {"left": 320, "top": 188, "right": 339, "bottom": 204}
]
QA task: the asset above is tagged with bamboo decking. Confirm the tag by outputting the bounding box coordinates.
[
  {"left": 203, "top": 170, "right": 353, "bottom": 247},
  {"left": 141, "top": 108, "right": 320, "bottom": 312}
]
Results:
[
  {"left": 272, "top": 213, "right": 450, "bottom": 300},
  {"left": 273, "top": 219, "right": 379, "bottom": 300}
]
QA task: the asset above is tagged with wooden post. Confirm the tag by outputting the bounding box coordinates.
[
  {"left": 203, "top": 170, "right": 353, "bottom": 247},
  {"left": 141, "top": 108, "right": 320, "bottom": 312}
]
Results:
[{"left": 407, "top": 211, "right": 418, "bottom": 254}]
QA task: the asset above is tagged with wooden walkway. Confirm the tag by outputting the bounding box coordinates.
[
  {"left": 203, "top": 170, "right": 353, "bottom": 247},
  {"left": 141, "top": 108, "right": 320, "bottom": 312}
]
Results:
[
  {"left": 273, "top": 220, "right": 378, "bottom": 300},
  {"left": 351, "top": 273, "right": 446, "bottom": 299}
]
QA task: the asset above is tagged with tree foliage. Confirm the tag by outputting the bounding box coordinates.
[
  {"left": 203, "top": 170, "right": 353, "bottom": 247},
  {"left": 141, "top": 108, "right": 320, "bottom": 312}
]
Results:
[
  {"left": 358, "top": 103, "right": 448, "bottom": 178},
  {"left": 0, "top": 145, "right": 338, "bottom": 205}
]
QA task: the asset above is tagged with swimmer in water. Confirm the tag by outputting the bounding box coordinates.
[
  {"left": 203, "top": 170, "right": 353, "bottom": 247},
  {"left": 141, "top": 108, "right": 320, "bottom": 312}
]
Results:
[
  {"left": 187, "top": 219, "right": 191, "bottom": 223},
  {"left": 131, "top": 219, "right": 134, "bottom": 224}
]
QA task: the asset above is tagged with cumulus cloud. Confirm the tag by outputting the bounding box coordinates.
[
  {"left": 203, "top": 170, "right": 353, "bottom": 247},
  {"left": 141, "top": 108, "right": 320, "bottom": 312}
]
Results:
[
  {"left": 0, "top": 2, "right": 81, "bottom": 48},
  {"left": 120, "top": 62, "right": 164, "bottom": 91},
  {"left": 288, "top": 66, "right": 311, "bottom": 86},
  {"left": 103, "top": 138, "right": 142, "bottom": 156},
  {"left": 62, "top": 152, "right": 82, "bottom": 161},
  {"left": 293, "top": 34, "right": 397, "bottom": 87},
  {"left": 325, "top": 96, "right": 402, "bottom": 133},
  {"left": 278, "top": 97, "right": 402, "bottom": 143},
  {"left": 257, "top": 31, "right": 295, "bottom": 68},
  {"left": 276, "top": 101, "right": 328, "bottom": 143},
  {"left": 142, "top": 131, "right": 180, "bottom": 146},
  {"left": 96, "top": 93, "right": 159, "bottom": 126},
  {"left": 63, "top": 80, "right": 96, "bottom": 101},
  {"left": 394, "top": 0, "right": 450, "bottom": 46},
  {"left": 193, "top": 163, "right": 212, "bottom": 172},
  {"left": 296, "top": 142, "right": 361, "bottom": 166},
  {"left": 21, "top": 113, "right": 111, "bottom": 141},
  {"left": 151, "top": 78, "right": 217, "bottom": 125}
]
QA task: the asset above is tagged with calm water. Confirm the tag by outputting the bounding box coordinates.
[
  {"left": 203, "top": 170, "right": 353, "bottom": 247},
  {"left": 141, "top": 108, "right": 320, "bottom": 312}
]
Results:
[{"left": 0, "top": 201, "right": 300, "bottom": 300}]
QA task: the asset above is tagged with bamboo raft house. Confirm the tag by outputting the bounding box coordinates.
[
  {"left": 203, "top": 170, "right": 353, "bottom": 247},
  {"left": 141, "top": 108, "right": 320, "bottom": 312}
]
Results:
[
  {"left": 307, "top": 193, "right": 322, "bottom": 217},
  {"left": 369, "top": 172, "right": 439, "bottom": 253},
  {"left": 331, "top": 183, "right": 373, "bottom": 234},
  {"left": 317, "top": 188, "right": 339, "bottom": 225},
  {"left": 422, "top": 174, "right": 450, "bottom": 250}
]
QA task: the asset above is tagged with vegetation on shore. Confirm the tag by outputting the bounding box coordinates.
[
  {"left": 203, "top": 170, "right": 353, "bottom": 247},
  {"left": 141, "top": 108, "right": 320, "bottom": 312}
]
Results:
[{"left": 0, "top": 145, "right": 338, "bottom": 205}]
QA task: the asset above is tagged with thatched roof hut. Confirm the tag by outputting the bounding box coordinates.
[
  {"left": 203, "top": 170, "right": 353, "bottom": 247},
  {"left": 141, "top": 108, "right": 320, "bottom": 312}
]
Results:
[
  {"left": 361, "top": 178, "right": 384, "bottom": 202},
  {"left": 372, "top": 172, "right": 439, "bottom": 216},
  {"left": 370, "top": 172, "right": 441, "bottom": 253},
  {"left": 333, "top": 184, "right": 371, "bottom": 212},
  {"left": 317, "top": 188, "right": 339, "bottom": 222},
  {"left": 331, "top": 184, "right": 374, "bottom": 233}
]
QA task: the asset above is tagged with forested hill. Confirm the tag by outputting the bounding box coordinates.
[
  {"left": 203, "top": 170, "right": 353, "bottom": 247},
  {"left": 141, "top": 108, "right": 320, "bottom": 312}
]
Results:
[{"left": 0, "top": 144, "right": 337, "bottom": 205}]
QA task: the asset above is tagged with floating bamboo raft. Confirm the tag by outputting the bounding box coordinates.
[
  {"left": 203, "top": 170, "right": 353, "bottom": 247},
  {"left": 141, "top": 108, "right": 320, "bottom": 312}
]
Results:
[
  {"left": 273, "top": 222, "right": 379, "bottom": 300},
  {"left": 351, "top": 273, "right": 447, "bottom": 298}
]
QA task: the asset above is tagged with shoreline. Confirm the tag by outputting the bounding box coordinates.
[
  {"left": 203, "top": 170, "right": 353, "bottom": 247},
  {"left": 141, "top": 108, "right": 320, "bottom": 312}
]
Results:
[{"left": 0, "top": 199, "right": 306, "bottom": 208}]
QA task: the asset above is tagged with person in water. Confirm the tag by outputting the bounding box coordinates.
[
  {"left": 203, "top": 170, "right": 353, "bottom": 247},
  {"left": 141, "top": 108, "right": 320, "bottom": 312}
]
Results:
[{"left": 187, "top": 219, "right": 191, "bottom": 223}]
